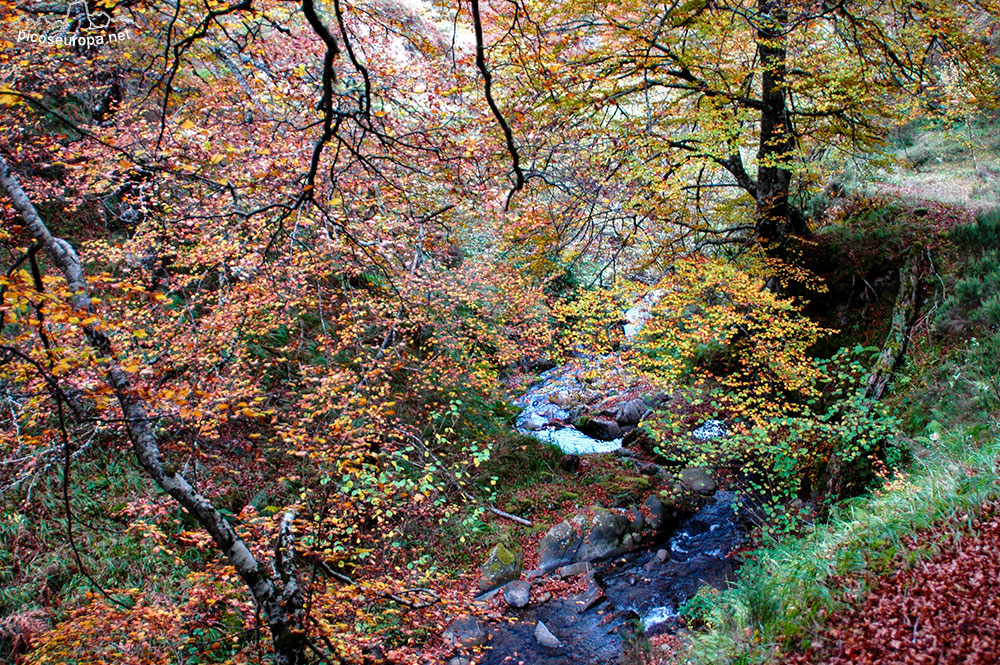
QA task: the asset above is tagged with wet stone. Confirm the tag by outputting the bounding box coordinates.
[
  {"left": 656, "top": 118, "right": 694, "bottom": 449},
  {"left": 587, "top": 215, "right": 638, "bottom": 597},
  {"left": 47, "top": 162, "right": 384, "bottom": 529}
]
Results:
[
  {"left": 503, "top": 580, "right": 531, "bottom": 609},
  {"left": 534, "top": 621, "right": 563, "bottom": 649},
  {"left": 538, "top": 520, "right": 582, "bottom": 571},
  {"left": 444, "top": 616, "right": 488, "bottom": 648},
  {"left": 679, "top": 468, "right": 717, "bottom": 496},
  {"left": 644, "top": 494, "right": 665, "bottom": 530},
  {"left": 557, "top": 561, "right": 593, "bottom": 578}
]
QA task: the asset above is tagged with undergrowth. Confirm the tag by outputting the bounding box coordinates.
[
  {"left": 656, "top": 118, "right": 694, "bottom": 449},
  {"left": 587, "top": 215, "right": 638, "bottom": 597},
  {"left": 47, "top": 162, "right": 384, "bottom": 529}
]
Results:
[{"left": 672, "top": 209, "right": 1000, "bottom": 665}]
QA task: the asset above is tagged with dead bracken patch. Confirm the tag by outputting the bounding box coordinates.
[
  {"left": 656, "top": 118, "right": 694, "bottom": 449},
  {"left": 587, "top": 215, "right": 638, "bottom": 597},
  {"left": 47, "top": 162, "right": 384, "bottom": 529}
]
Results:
[{"left": 783, "top": 502, "right": 1000, "bottom": 665}]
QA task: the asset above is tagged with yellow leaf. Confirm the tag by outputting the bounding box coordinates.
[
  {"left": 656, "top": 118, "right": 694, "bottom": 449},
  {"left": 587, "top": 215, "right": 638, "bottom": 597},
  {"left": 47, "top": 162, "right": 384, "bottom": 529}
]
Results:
[{"left": 179, "top": 119, "right": 196, "bottom": 130}]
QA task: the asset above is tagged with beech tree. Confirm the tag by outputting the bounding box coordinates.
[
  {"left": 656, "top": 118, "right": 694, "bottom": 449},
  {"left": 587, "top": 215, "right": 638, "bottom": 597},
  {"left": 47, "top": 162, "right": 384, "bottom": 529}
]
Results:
[
  {"left": 483, "top": 0, "right": 999, "bottom": 261},
  {"left": 2, "top": 0, "right": 550, "bottom": 662},
  {"left": 1, "top": 0, "right": 998, "bottom": 663}
]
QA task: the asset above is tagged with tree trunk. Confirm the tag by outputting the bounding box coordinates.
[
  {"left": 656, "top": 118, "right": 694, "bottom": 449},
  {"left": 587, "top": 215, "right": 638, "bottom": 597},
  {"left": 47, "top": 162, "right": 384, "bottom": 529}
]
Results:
[
  {"left": 755, "top": 0, "right": 802, "bottom": 245},
  {"left": 865, "top": 250, "right": 923, "bottom": 401},
  {"left": 821, "top": 250, "right": 923, "bottom": 502},
  {"left": 0, "top": 156, "right": 308, "bottom": 665}
]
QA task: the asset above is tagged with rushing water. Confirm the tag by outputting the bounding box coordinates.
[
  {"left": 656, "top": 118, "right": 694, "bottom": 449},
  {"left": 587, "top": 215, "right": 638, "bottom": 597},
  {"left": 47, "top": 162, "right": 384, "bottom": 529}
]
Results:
[
  {"left": 513, "top": 360, "right": 625, "bottom": 455},
  {"left": 481, "top": 493, "right": 747, "bottom": 664}
]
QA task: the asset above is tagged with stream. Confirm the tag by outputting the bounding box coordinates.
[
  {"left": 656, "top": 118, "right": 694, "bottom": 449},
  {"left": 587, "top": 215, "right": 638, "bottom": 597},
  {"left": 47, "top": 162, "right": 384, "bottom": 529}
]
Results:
[
  {"left": 482, "top": 291, "right": 748, "bottom": 665},
  {"left": 481, "top": 493, "right": 748, "bottom": 665}
]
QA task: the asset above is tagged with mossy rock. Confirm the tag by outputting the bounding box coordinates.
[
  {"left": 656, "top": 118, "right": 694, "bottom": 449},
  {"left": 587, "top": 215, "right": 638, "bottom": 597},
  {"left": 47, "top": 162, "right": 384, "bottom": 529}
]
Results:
[
  {"left": 478, "top": 541, "right": 523, "bottom": 592},
  {"left": 557, "top": 490, "right": 581, "bottom": 503},
  {"left": 611, "top": 475, "right": 654, "bottom": 491}
]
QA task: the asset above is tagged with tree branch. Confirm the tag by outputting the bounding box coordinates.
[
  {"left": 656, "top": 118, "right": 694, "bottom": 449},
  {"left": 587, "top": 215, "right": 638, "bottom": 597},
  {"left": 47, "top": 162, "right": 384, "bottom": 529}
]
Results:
[{"left": 0, "top": 154, "right": 307, "bottom": 665}]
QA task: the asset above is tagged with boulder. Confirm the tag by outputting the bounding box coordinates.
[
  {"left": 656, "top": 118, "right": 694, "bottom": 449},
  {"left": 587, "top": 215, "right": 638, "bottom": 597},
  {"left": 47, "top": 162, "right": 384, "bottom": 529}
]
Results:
[
  {"left": 614, "top": 398, "right": 650, "bottom": 427},
  {"left": 534, "top": 621, "right": 562, "bottom": 649},
  {"left": 576, "top": 508, "right": 629, "bottom": 561},
  {"left": 644, "top": 494, "right": 665, "bottom": 530},
  {"left": 558, "top": 454, "right": 581, "bottom": 473},
  {"left": 538, "top": 520, "right": 582, "bottom": 570},
  {"left": 578, "top": 417, "right": 621, "bottom": 441},
  {"left": 527, "top": 358, "right": 557, "bottom": 372},
  {"left": 679, "top": 467, "right": 717, "bottom": 495},
  {"left": 628, "top": 507, "right": 645, "bottom": 532},
  {"left": 478, "top": 542, "right": 523, "bottom": 592},
  {"left": 622, "top": 427, "right": 653, "bottom": 453},
  {"left": 443, "top": 616, "right": 488, "bottom": 648},
  {"left": 502, "top": 580, "right": 530, "bottom": 608}
]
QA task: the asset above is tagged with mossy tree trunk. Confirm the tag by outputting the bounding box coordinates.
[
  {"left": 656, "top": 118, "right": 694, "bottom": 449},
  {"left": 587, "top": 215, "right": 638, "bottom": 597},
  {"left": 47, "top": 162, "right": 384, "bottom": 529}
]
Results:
[{"left": 821, "top": 249, "right": 924, "bottom": 502}]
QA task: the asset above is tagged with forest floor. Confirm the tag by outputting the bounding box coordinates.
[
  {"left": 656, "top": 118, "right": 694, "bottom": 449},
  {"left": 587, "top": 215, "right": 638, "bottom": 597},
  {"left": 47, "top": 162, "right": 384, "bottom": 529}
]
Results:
[{"left": 781, "top": 501, "right": 1000, "bottom": 665}]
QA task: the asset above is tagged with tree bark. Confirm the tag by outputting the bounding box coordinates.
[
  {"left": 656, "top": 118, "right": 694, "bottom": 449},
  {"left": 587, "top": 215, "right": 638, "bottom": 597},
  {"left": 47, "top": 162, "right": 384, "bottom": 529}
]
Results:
[
  {"left": 865, "top": 250, "right": 923, "bottom": 401},
  {"left": 0, "top": 155, "right": 308, "bottom": 665},
  {"left": 755, "top": 0, "right": 804, "bottom": 244},
  {"left": 821, "top": 249, "right": 923, "bottom": 502}
]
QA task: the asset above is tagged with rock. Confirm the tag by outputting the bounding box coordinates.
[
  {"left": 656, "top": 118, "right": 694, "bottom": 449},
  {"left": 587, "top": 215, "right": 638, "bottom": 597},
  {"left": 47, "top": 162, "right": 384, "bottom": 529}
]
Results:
[
  {"left": 472, "top": 586, "right": 503, "bottom": 604},
  {"left": 478, "top": 542, "right": 523, "bottom": 592},
  {"left": 612, "top": 492, "right": 636, "bottom": 508},
  {"left": 577, "top": 582, "right": 606, "bottom": 611},
  {"left": 643, "top": 390, "right": 669, "bottom": 407},
  {"left": 502, "top": 580, "right": 530, "bottom": 608},
  {"left": 556, "top": 561, "right": 592, "bottom": 578},
  {"left": 656, "top": 548, "right": 669, "bottom": 562},
  {"left": 628, "top": 507, "right": 645, "bottom": 532},
  {"left": 534, "top": 621, "right": 563, "bottom": 649},
  {"left": 549, "top": 391, "right": 573, "bottom": 408},
  {"left": 447, "top": 657, "right": 471, "bottom": 665},
  {"left": 538, "top": 519, "right": 584, "bottom": 570},
  {"left": 522, "top": 414, "right": 548, "bottom": 431},
  {"left": 622, "top": 427, "right": 653, "bottom": 453},
  {"left": 527, "top": 357, "right": 557, "bottom": 372},
  {"left": 576, "top": 508, "right": 629, "bottom": 561},
  {"left": 558, "top": 454, "right": 581, "bottom": 473},
  {"left": 577, "top": 417, "right": 622, "bottom": 441},
  {"left": 443, "top": 616, "right": 488, "bottom": 648},
  {"left": 679, "top": 467, "right": 717, "bottom": 495},
  {"left": 639, "top": 463, "right": 660, "bottom": 476},
  {"left": 644, "top": 494, "right": 665, "bottom": 530},
  {"left": 614, "top": 398, "right": 649, "bottom": 427}
]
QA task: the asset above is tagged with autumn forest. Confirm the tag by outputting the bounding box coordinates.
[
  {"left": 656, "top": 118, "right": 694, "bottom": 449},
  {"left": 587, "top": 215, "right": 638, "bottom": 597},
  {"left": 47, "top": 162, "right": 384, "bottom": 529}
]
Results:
[{"left": 2, "top": 0, "right": 1000, "bottom": 663}]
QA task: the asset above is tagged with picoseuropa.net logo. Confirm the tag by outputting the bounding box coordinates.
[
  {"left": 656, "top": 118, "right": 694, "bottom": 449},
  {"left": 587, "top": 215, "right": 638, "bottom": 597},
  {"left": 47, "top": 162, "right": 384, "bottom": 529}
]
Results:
[{"left": 17, "top": 0, "right": 132, "bottom": 48}]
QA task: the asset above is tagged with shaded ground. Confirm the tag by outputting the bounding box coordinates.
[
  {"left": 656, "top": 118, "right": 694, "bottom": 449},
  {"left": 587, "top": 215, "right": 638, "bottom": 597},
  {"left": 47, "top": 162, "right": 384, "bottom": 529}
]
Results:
[{"left": 783, "top": 502, "right": 1000, "bottom": 665}]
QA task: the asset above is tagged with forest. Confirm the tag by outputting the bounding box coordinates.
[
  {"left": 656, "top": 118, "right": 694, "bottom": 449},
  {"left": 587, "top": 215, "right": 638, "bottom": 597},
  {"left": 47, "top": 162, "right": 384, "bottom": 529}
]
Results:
[{"left": 1, "top": 0, "right": 1000, "bottom": 663}]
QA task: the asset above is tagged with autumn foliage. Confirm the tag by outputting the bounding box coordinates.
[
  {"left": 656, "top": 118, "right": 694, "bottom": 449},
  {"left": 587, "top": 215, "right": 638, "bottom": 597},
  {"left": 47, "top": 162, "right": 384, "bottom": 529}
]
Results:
[{"left": 0, "top": 0, "right": 998, "bottom": 662}]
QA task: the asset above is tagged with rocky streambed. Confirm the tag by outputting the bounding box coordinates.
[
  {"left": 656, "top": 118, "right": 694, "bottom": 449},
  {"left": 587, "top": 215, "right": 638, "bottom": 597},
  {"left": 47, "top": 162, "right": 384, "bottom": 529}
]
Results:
[
  {"left": 477, "top": 492, "right": 748, "bottom": 665},
  {"left": 442, "top": 292, "right": 751, "bottom": 665}
]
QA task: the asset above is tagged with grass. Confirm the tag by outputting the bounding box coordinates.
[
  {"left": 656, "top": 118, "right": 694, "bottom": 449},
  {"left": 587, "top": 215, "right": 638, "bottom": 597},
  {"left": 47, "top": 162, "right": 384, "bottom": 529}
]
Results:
[{"left": 874, "top": 115, "right": 1000, "bottom": 210}]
